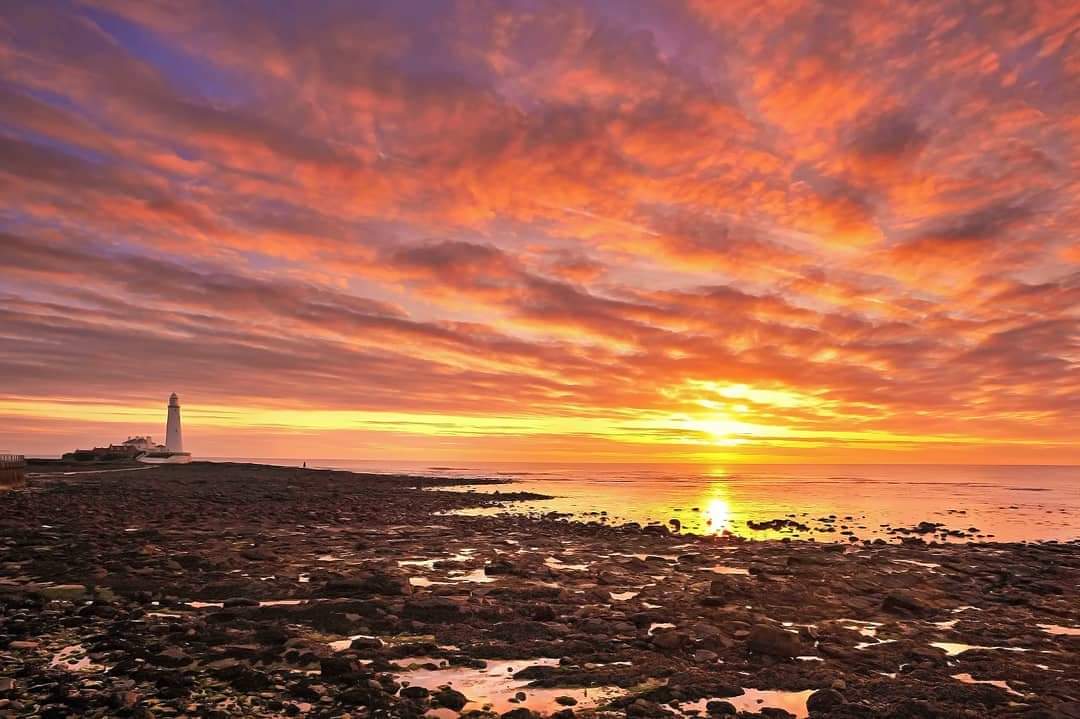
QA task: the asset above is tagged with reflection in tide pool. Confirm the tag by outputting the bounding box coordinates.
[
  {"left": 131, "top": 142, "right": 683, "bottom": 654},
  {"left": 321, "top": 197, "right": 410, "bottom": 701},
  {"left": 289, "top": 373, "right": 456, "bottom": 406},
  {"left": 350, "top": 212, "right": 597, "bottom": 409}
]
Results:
[
  {"left": 678, "top": 688, "right": 814, "bottom": 718},
  {"left": 397, "top": 659, "right": 622, "bottom": 716}
]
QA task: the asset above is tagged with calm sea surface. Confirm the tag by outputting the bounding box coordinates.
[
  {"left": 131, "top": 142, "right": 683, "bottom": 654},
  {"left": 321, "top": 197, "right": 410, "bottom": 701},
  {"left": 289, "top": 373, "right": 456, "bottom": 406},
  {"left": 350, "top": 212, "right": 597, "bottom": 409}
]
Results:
[{"left": 206, "top": 459, "right": 1079, "bottom": 543}]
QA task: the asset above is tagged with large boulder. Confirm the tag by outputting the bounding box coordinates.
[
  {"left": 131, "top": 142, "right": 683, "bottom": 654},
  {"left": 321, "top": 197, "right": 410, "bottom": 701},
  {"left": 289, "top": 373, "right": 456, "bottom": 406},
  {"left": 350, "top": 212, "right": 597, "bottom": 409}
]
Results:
[
  {"left": 403, "top": 596, "right": 471, "bottom": 623},
  {"left": 323, "top": 570, "right": 412, "bottom": 597},
  {"left": 502, "top": 709, "right": 539, "bottom": 719},
  {"left": 746, "top": 625, "right": 805, "bottom": 658},
  {"left": 319, "top": 656, "right": 360, "bottom": 679},
  {"left": 882, "top": 591, "right": 928, "bottom": 616},
  {"left": 360, "top": 569, "right": 412, "bottom": 596},
  {"left": 807, "top": 688, "right": 845, "bottom": 714}
]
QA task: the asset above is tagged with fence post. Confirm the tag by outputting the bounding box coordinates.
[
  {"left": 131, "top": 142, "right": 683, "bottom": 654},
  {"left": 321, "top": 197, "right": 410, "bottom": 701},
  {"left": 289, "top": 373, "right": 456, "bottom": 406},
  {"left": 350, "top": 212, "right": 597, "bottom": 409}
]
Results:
[{"left": 0, "top": 454, "right": 27, "bottom": 488}]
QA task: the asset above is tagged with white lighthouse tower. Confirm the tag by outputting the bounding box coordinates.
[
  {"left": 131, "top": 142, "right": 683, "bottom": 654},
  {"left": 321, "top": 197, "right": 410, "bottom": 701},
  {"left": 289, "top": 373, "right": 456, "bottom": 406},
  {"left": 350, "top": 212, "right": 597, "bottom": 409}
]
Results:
[
  {"left": 166, "top": 392, "right": 183, "bottom": 452},
  {"left": 137, "top": 393, "right": 192, "bottom": 463}
]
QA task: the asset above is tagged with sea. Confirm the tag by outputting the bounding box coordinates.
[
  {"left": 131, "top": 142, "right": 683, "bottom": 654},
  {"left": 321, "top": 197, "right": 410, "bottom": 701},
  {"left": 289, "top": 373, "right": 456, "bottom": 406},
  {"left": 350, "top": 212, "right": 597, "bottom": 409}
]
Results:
[{"left": 204, "top": 459, "right": 1080, "bottom": 544}]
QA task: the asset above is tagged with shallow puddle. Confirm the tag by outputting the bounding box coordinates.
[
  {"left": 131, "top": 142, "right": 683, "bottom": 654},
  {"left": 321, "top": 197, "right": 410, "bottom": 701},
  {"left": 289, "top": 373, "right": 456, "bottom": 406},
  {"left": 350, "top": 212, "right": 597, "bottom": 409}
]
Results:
[
  {"left": 952, "top": 673, "right": 1024, "bottom": 697},
  {"left": 838, "top": 619, "right": 881, "bottom": 637},
  {"left": 410, "top": 577, "right": 442, "bottom": 587},
  {"left": 49, "top": 644, "right": 105, "bottom": 673},
  {"left": 399, "top": 659, "right": 620, "bottom": 715},
  {"left": 328, "top": 634, "right": 382, "bottom": 652},
  {"left": 391, "top": 656, "right": 448, "bottom": 669},
  {"left": 894, "top": 559, "right": 940, "bottom": 569},
  {"left": 614, "top": 553, "right": 679, "bottom": 561},
  {"left": 400, "top": 558, "right": 441, "bottom": 569},
  {"left": 400, "top": 551, "right": 476, "bottom": 569},
  {"left": 931, "top": 642, "right": 1030, "bottom": 656},
  {"left": 678, "top": 688, "right": 814, "bottom": 719},
  {"left": 446, "top": 568, "right": 496, "bottom": 584},
  {"left": 1037, "top": 623, "right": 1080, "bottom": 636},
  {"left": 710, "top": 565, "right": 750, "bottom": 575},
  {"left": 545, "top": 557, "right": 589, "bottom": 570}
]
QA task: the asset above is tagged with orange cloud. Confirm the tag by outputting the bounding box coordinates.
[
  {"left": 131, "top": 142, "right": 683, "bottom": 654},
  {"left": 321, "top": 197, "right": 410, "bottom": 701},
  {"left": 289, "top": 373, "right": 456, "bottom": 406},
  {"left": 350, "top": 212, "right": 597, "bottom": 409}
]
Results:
[{"left": 0, "top": 0, "right": 1077, "bottom": 462}]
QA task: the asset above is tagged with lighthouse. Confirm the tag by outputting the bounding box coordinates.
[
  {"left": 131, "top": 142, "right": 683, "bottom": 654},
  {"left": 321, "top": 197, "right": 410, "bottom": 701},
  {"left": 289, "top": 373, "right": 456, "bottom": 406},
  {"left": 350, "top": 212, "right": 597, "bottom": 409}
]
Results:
[
  {"left": 135, "top": 394, "right": 191, "bottom": 464},
  {"left": 165, "top": 392, "right": 184, "bottom": 452}
]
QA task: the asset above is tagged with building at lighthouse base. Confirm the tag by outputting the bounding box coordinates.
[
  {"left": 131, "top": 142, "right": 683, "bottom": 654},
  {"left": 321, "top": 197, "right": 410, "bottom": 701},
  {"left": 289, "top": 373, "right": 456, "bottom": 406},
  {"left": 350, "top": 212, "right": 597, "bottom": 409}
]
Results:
[{"left": 61, "top": 435, "right": 191, "bottom": 464}]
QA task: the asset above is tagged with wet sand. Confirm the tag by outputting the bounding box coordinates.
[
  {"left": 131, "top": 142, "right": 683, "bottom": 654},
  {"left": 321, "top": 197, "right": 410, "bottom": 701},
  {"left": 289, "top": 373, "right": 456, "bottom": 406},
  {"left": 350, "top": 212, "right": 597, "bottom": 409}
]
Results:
[{"left": 0, "top": 462, "right": 1077, "bottom": 718}]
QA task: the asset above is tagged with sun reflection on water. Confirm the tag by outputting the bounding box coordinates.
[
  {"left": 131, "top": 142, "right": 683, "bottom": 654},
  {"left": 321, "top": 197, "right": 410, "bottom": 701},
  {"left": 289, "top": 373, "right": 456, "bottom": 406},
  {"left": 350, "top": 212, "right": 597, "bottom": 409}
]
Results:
[
  {"left": 704, "top": 483, "right": 732, "bottom": 534},
  {"left": 706, "top": 499, "right": 730, "bottom": 533}
]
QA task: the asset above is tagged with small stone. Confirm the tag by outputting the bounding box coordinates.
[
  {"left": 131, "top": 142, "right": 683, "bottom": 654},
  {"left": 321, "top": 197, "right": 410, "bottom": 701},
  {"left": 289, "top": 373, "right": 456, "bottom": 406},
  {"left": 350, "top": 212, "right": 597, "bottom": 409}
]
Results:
[
  {"left": 502, "top": 709, "right": 538, "bottom": 719},
  {"left": 39, "top": 584, "right": 88, "bottom": 601},
  {"left": 705, "top": 700, "right": 737, "bottom": 715},
  {"left": 652, "top": 630, "right": 687, "bottom": 650},
  {"left": 693, "top": 649, "right": 718, "bottom": 663},
  {"left": 349, "top": 636, "right": 382, "bottom": 650},
  {"left": 434, "top": 687, "right": 468, "bottom": 710},
  {"left": 627, "top": 698, "right": 670, "bottom": 717},
  {"left": 150, "top": 647, "right": 191, "bottom": 667}
]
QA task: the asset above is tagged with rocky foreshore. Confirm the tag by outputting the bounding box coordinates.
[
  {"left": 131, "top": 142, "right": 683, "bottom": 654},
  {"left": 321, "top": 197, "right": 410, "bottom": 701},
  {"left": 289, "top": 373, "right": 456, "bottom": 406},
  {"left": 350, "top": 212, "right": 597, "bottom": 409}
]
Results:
[{"left": 0, "top": 463, "right": 1077, "bottom": 718}]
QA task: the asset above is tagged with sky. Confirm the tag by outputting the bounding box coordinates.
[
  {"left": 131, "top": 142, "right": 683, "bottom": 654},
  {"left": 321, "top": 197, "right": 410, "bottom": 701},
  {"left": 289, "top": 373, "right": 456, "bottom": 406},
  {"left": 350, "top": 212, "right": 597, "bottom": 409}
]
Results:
[{"left": 1, "top": 0, "right": 1078, "bottom": 463}]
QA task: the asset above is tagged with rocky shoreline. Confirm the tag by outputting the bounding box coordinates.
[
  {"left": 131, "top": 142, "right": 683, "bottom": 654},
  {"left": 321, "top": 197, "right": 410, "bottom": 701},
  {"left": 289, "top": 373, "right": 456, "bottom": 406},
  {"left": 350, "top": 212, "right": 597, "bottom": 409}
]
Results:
[{"left": 1, "top": 463, "right": 1077, "bottom": 718}]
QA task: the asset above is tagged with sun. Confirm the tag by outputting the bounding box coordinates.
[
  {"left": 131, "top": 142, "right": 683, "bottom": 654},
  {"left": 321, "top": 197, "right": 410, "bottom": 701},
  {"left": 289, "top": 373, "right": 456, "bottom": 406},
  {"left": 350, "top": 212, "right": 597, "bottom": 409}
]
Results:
[{"left": 690, "top": 417, "right": 752, "bottom": 446}]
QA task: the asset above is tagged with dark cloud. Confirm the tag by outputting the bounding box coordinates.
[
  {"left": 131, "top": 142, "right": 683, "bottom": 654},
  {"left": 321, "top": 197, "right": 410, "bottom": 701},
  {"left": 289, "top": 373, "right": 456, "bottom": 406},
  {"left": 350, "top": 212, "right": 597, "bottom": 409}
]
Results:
[{"left": 848, "top": 109, "right": 930, "bottom": 165}]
